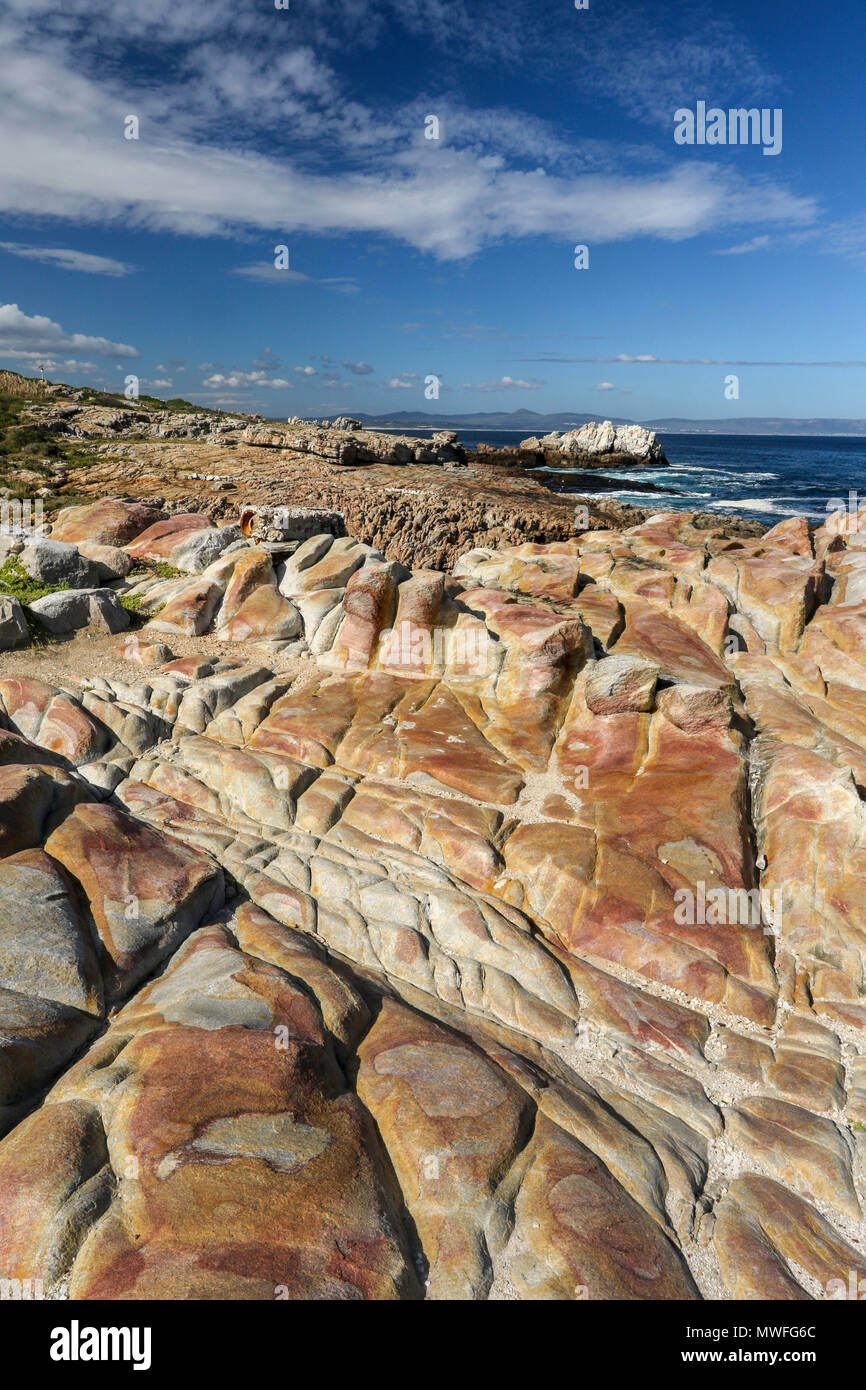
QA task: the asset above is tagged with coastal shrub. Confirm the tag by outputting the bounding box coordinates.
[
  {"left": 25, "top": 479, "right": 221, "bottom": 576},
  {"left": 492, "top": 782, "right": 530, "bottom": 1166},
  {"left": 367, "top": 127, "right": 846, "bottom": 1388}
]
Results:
[
  {"left": 128, "top": 561, "right": 181, "bottom": 580},
  {"left": 119, "top": 594, "right": 165, "bottom": 628},
  {"left": 0, "top": 556, "right": 66, "bottom": 650},
  {"left": 0, "top": 554, "right": 64, "bottom": 605}
]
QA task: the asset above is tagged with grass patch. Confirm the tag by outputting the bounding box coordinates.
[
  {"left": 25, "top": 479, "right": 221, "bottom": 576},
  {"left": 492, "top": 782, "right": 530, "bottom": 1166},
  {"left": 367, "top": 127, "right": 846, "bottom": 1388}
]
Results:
[
  {"left": 0, "top": 554, "right": 65, "bottom": 605},
  {"left": 23, "top": 612, "right": 58, "bottom": 651},
  {"left": 119, "top": 594, "right": 165, "bottom": 629},
  {"left": 128, "top": 560, "right": 181, "bottom": 580},
  {"left": 0, "top": 392, "right": 104, "bottom": 479},
  {"left": 119, "top": 593, "right": 146, "bottom": 627},
  {"left": 0, "top": 555, "right": 66, "bottom": 651}
]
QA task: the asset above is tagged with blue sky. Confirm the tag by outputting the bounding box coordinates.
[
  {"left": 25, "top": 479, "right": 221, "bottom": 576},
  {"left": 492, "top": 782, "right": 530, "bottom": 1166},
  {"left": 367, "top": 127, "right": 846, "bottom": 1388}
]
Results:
[{"left": 0, "top": 0, "right": 864, "bottom": 421}]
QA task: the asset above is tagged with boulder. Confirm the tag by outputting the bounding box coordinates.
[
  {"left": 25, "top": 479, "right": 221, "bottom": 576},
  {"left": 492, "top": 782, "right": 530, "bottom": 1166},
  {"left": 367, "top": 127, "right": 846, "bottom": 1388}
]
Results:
[
  {"left": 27, "top": 588, "right": 130, "bottom": 634},
  {"left": 144, "top": 580, "right": 222, "bottom": 637},
  {"left": 50, "top": 498, "right": 163, "bottom": 547},
  {"left": 0, "top": 597, "right": 29, "bottom": 651},
  {"left": 20, "top": 538, "right": 95, "bottom": 589},
  {"left": 77, "top": 542, "right": 132, "bottom": 581},
  {"left": 118, "top": 633, "right": 174, "bottom": 666},
  {"left": 125, "top": 514, "right": 212, "bottom": 563},
  {"left": 585, "top": 653, "right": 659, "bottom": 714},
  {"left": 168, "top": 525, "right": 244, "bottom": 573}
]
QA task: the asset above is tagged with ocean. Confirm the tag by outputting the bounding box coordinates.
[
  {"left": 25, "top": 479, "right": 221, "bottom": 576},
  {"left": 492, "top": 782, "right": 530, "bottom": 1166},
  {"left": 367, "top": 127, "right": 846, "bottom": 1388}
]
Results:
[{"left": 405, "top": 430, "right": 866, "bottom": 527}]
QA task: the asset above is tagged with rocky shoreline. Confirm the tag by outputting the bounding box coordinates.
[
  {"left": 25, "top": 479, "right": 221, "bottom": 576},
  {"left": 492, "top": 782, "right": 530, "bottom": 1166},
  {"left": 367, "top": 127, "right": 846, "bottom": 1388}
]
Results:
[
  {"left": 0, "top": 382, "right": 758, "bottom": 573},
  {"left": 0, "top": 470, "right": 864, "bottom": 1300},
  {"left": 1, "top": 376, "right": 862, "bottom": 1305}
]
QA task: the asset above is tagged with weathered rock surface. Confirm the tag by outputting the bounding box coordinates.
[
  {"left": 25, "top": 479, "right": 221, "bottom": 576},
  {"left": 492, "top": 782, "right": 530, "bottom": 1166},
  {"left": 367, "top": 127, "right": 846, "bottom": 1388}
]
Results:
[
  {"left": 0, "top": 499, "right": 865, "bottom": 1301},
  {"left": 27, "top": 588, "right": 130, "bottom": 635},
  {"left": 241, "top": 422, "right": 466, "bottom": 469},
  {"left": 520, "top": 421, "right": 668, "bottom": 467},
  {"left": 0, "top": 596, "right": 28, "bottom": 651}
]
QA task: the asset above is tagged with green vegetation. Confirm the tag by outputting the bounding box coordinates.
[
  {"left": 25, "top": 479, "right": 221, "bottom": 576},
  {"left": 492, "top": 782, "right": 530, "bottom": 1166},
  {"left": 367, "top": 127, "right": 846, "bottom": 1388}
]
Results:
[
  {"left": 0, "top": 553, "right": 165, "bottom": 641},
  {"left": 119, "top": 594, "right": 164, "bottom": 629},
  {"left": 137, "top": 394, "right": 201, "bottom": 413},
  {"left": 0, "top": 396, "right": 59, "bottom": 473},
  {"left": 0, "top": 386, "right": 108, "bottom": 491},
  {"left": 128, "top": 560, "right": 181, "bottom": 580},
  {"left": 23, "top": 614, "right": 55, "bottom": 651},
  {"left": 78, "top": 389, "right": 127, "bottom": 406},
  {"left": 0, "top": 554, "right": 64, "bottom": 605},
  {"left": 119, "top": 593, "right": 146, "bottom": 626},
  {"left": 0, "top": 379, "right": 233, "bottom": 517},
  {"left": 0, "top": 555, "right": 66, "bottom": 651},
  {"left": 42, "top": 492, "right": 91, "bottom": 515}
]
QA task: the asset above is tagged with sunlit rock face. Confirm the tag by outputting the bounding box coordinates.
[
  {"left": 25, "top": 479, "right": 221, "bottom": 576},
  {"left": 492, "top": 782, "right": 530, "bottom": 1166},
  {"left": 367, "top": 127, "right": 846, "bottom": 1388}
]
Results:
[{"left": 1, "top": 499, "right": 866, "bottom": 1301}]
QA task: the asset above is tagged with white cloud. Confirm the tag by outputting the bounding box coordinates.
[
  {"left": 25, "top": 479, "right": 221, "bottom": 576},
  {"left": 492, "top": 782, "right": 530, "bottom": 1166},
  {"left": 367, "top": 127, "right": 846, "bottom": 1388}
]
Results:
[
  {"left": 203, "top": 371, "right": 292, "bottom": 389},
  {"left": 0, "top": 8, "right": 816, "bottom": 263},
  {"left": 0, "top": 303, "right": 138, "bottom": 358},
  {"left": 233, "top": 264, "right": 359, "bottom": 292},
  {"left": 19, "top": 355, "right": 99, "bottom": 373},
  {"left": 0, "top": 132, "right": 811, "bottom": 261},
  {"left": 463, "top": 375, "right": 541, "bottom": 392},
  {"left": 342, "top": 360, "right": 374, "bottom": 375},
  {"left": 294, "top": 365, "right": 317, "bottom": 377},
  {"left": 595, "top": 381, "right": 616, "bottom": 391},
  {"left": 387, "top": 376, "right": 417, "bottom": 389},
  {"left": 526, "top": 351, "right": 866, "bottom": 368},
  {"left": 0, "top": 242, "right": 135, "bottom": 275},
  {"left": 715, "top": 235, "right": 772, "bottom": 256}
]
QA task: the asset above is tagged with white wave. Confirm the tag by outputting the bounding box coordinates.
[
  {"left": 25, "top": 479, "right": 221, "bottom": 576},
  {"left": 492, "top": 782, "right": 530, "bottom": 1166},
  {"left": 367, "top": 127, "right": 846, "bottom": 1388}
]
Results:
[
  {"left": 706, "top": 497, "right": 821, "bottom": 517},
  {"left": 669, "top": 465, "right": 780, "bottom": 482}
]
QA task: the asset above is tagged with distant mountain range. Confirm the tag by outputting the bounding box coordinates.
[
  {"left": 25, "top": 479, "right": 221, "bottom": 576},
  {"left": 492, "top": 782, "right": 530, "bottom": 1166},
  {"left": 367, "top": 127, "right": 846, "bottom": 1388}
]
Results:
[{"left": 353, "top": 409, "right": 866, "bottom": 437}]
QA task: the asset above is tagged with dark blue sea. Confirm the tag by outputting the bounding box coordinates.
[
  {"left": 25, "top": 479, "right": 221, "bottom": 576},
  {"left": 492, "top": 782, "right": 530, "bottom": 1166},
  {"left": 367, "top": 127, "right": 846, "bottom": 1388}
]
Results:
[{"left": 413, "top": 431, "right": 866, "bottom": 527}]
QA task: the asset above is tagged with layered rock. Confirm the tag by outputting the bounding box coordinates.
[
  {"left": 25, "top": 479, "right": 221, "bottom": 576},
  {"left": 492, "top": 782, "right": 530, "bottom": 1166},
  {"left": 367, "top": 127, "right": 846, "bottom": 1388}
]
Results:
[
  {"left": 241, "top": 423, "right": 467, "bottom": 468},
  {"left": 0, "top": 499, "right": 865, "bottom": 1301},
  {"left": 519, "top": 421, "right": 668, "bottom": 467}
]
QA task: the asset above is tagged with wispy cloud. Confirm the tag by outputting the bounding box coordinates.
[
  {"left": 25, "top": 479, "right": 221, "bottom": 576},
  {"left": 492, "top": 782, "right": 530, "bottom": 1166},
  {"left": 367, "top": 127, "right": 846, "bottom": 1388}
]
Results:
[
  {"left": 233, "top": 264, "right": 360, "bottom": 292},
  {"left": 0, "top": 242, "right": 136, "bottom": 275},
  {"left": 0, "top": 4, "right": 815, "bottom": 262},
  {"left": 25, "top": 356, "right": 98, "bottom": 372},
  {"left": 524, "top": 352, "right": 866, "bottom": 368},
  {"left": 715, "top": 235, "right": 772, "bottom": 255},
  {"left": 463, "top": 375, "right": 542, "bottom": 392}
]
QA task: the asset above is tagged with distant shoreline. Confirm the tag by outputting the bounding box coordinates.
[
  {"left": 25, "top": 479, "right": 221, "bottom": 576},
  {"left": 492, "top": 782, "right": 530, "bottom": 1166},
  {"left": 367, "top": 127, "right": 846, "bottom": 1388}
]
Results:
[{"left": 270, "top": 420, "right": 866, "bottom": 440}]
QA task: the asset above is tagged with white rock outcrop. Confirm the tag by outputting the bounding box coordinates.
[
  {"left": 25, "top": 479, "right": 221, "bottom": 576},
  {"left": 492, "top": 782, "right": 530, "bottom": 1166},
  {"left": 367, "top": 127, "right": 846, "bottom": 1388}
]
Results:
[{"left": 521, "top": 421, "right": 667, "bottom": 465}]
